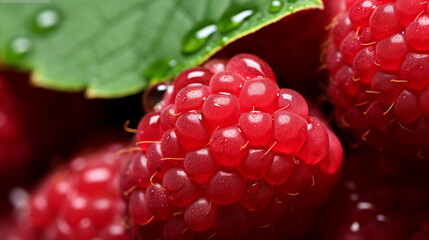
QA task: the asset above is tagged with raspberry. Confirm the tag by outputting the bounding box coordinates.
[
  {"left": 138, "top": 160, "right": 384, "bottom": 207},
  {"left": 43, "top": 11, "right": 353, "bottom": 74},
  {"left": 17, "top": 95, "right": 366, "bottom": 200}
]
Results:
[
  {"left": 126, "top": 54, "right": 343, "bottom": 239},
  {"left": 326, "top": 0, "right": 429, "bottom": 158},
  {"left": 1, "top": 143, "right": 128, "bottom": 240},
  {"left": 313, "top": 149, "right": 429, "bottom": 240}
]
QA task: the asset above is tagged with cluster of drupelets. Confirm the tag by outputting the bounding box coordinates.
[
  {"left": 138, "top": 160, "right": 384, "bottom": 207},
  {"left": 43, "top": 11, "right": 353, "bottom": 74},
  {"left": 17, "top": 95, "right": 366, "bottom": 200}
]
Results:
[
  {"left": 120, "top": 54, "right": 343, "bottom": 239},
  {"left": 1, "top": 0, "right": 429, "bottom": 239},
  {"left": 326, "top": 0, "right": 429, "bottom": 158}
]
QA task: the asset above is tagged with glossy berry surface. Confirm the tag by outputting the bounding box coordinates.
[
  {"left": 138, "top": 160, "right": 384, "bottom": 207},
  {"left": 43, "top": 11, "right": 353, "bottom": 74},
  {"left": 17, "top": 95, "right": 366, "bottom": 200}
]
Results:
[
  {"left": 1, "top": 143, "right": 128, "bottom": 240},
  {"left": 126, "top": 54, "right": 343, "bottom": 239},
  {"left": 327, "top": 0, "right": 429, "bottom": 158}
]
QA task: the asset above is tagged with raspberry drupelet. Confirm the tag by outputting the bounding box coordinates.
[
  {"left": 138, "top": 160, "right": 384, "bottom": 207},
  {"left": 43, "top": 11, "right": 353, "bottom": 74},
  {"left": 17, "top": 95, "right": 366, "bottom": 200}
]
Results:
[
  {"left": 1, "top": 143, "right": 128, "bottom": 240},
  {"left": 326, "top": 0, "right": 429, "bottom": 158},
  {"left": 122, "top": 54, "right": 344, "bottom": 240}
]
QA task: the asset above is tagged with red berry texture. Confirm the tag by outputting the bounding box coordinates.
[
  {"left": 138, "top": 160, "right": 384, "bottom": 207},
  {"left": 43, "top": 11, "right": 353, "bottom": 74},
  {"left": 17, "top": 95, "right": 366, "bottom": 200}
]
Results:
[
  {"left": 1, "top": 143, "right": 128, "bottom": 240},
  {"left": 327, "top": 0, "right": 429, "bottom": 158},
  {"left": 124, "top": 54, "right": 344, "bottom": 239}
]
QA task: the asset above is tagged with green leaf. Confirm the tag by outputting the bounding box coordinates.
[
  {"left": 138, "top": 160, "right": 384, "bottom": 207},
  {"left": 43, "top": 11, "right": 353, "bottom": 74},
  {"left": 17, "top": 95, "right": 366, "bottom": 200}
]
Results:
[{"left": 0, "top": 0, "right": 322, "bottom": 98}]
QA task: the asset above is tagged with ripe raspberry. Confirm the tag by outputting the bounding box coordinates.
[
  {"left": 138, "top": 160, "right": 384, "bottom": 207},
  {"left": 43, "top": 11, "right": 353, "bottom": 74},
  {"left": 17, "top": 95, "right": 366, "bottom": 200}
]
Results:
[
  {"left": 1, "top": 143, "right": 128, "bottom": 240},
  {"left": 123, "top": 54, "right": 343, "bottom": 239},
  {"left": 313, "top": 149, "right": 429, "bottom": 240},
  {"left": 326, "top": 0, "right": 429, "bottom": 158}
]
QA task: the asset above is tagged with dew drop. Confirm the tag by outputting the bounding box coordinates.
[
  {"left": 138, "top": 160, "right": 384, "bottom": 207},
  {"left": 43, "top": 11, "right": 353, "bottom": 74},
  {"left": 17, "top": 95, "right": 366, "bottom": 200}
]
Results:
[
  {"left": 33, "top": 9, "right": 61, "bottom": 32},
  {"left": 144, "top": 58, "right": 177, "bottom": 82},
  {"left": 218, "top": 8, "right": 255, "bottom": 33},
  {"left": 7, "top": 37, "right": 32, "bottom": 61},
  {"left": 142, "top": 82, "right": 169, "bottom": 113},
  {"left": 182, "top": 23, "right": 217, "bottom": 54},
  {"left": 269, "top": 0, "right": 284, "bottom": 13}
]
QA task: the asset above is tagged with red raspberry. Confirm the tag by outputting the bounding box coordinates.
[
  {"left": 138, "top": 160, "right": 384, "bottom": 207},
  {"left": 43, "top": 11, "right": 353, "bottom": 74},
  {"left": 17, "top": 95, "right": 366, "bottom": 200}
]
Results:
[
  {"left": 313, "top": 149, "right": 429, "bottom": 240},
  {"left": 326, "top": 0, "right": 429, "bottom": 158},
  {"left": 124, "top": 54, "right": 344, "bottom": 239},
  {"left": 1, "top": 143, "right": 128, "bottom": 240}
]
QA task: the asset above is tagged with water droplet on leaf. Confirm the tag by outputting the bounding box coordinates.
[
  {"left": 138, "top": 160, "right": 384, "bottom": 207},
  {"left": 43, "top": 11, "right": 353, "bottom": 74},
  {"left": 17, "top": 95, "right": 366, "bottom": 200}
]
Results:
[
  {"left": 142, "top": 82, "right": 170, "bottom": 112},
  {"left": 182, "top": 24, "right": 217, "bottom": 54},
  {"left": 33, "top": 9, "right": 61, "bottom": 32},
  {"left": 218, "top": 8, "right": 255, "bottom": 33},
  {"left": 6, "top": 37, "right": 32, "bottom": 62},
  {"left": 144, "top": 58, "right": 177, "bottom": 83},
  {"left": 269, "top": 0, "right": 284, "bottom": 13}
]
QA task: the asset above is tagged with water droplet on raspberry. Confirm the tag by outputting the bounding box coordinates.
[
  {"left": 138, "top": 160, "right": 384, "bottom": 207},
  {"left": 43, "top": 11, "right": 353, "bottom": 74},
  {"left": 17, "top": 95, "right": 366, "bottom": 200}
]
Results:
[{"left": 207, "top": 170, "right": 245, "bottom": 205}]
